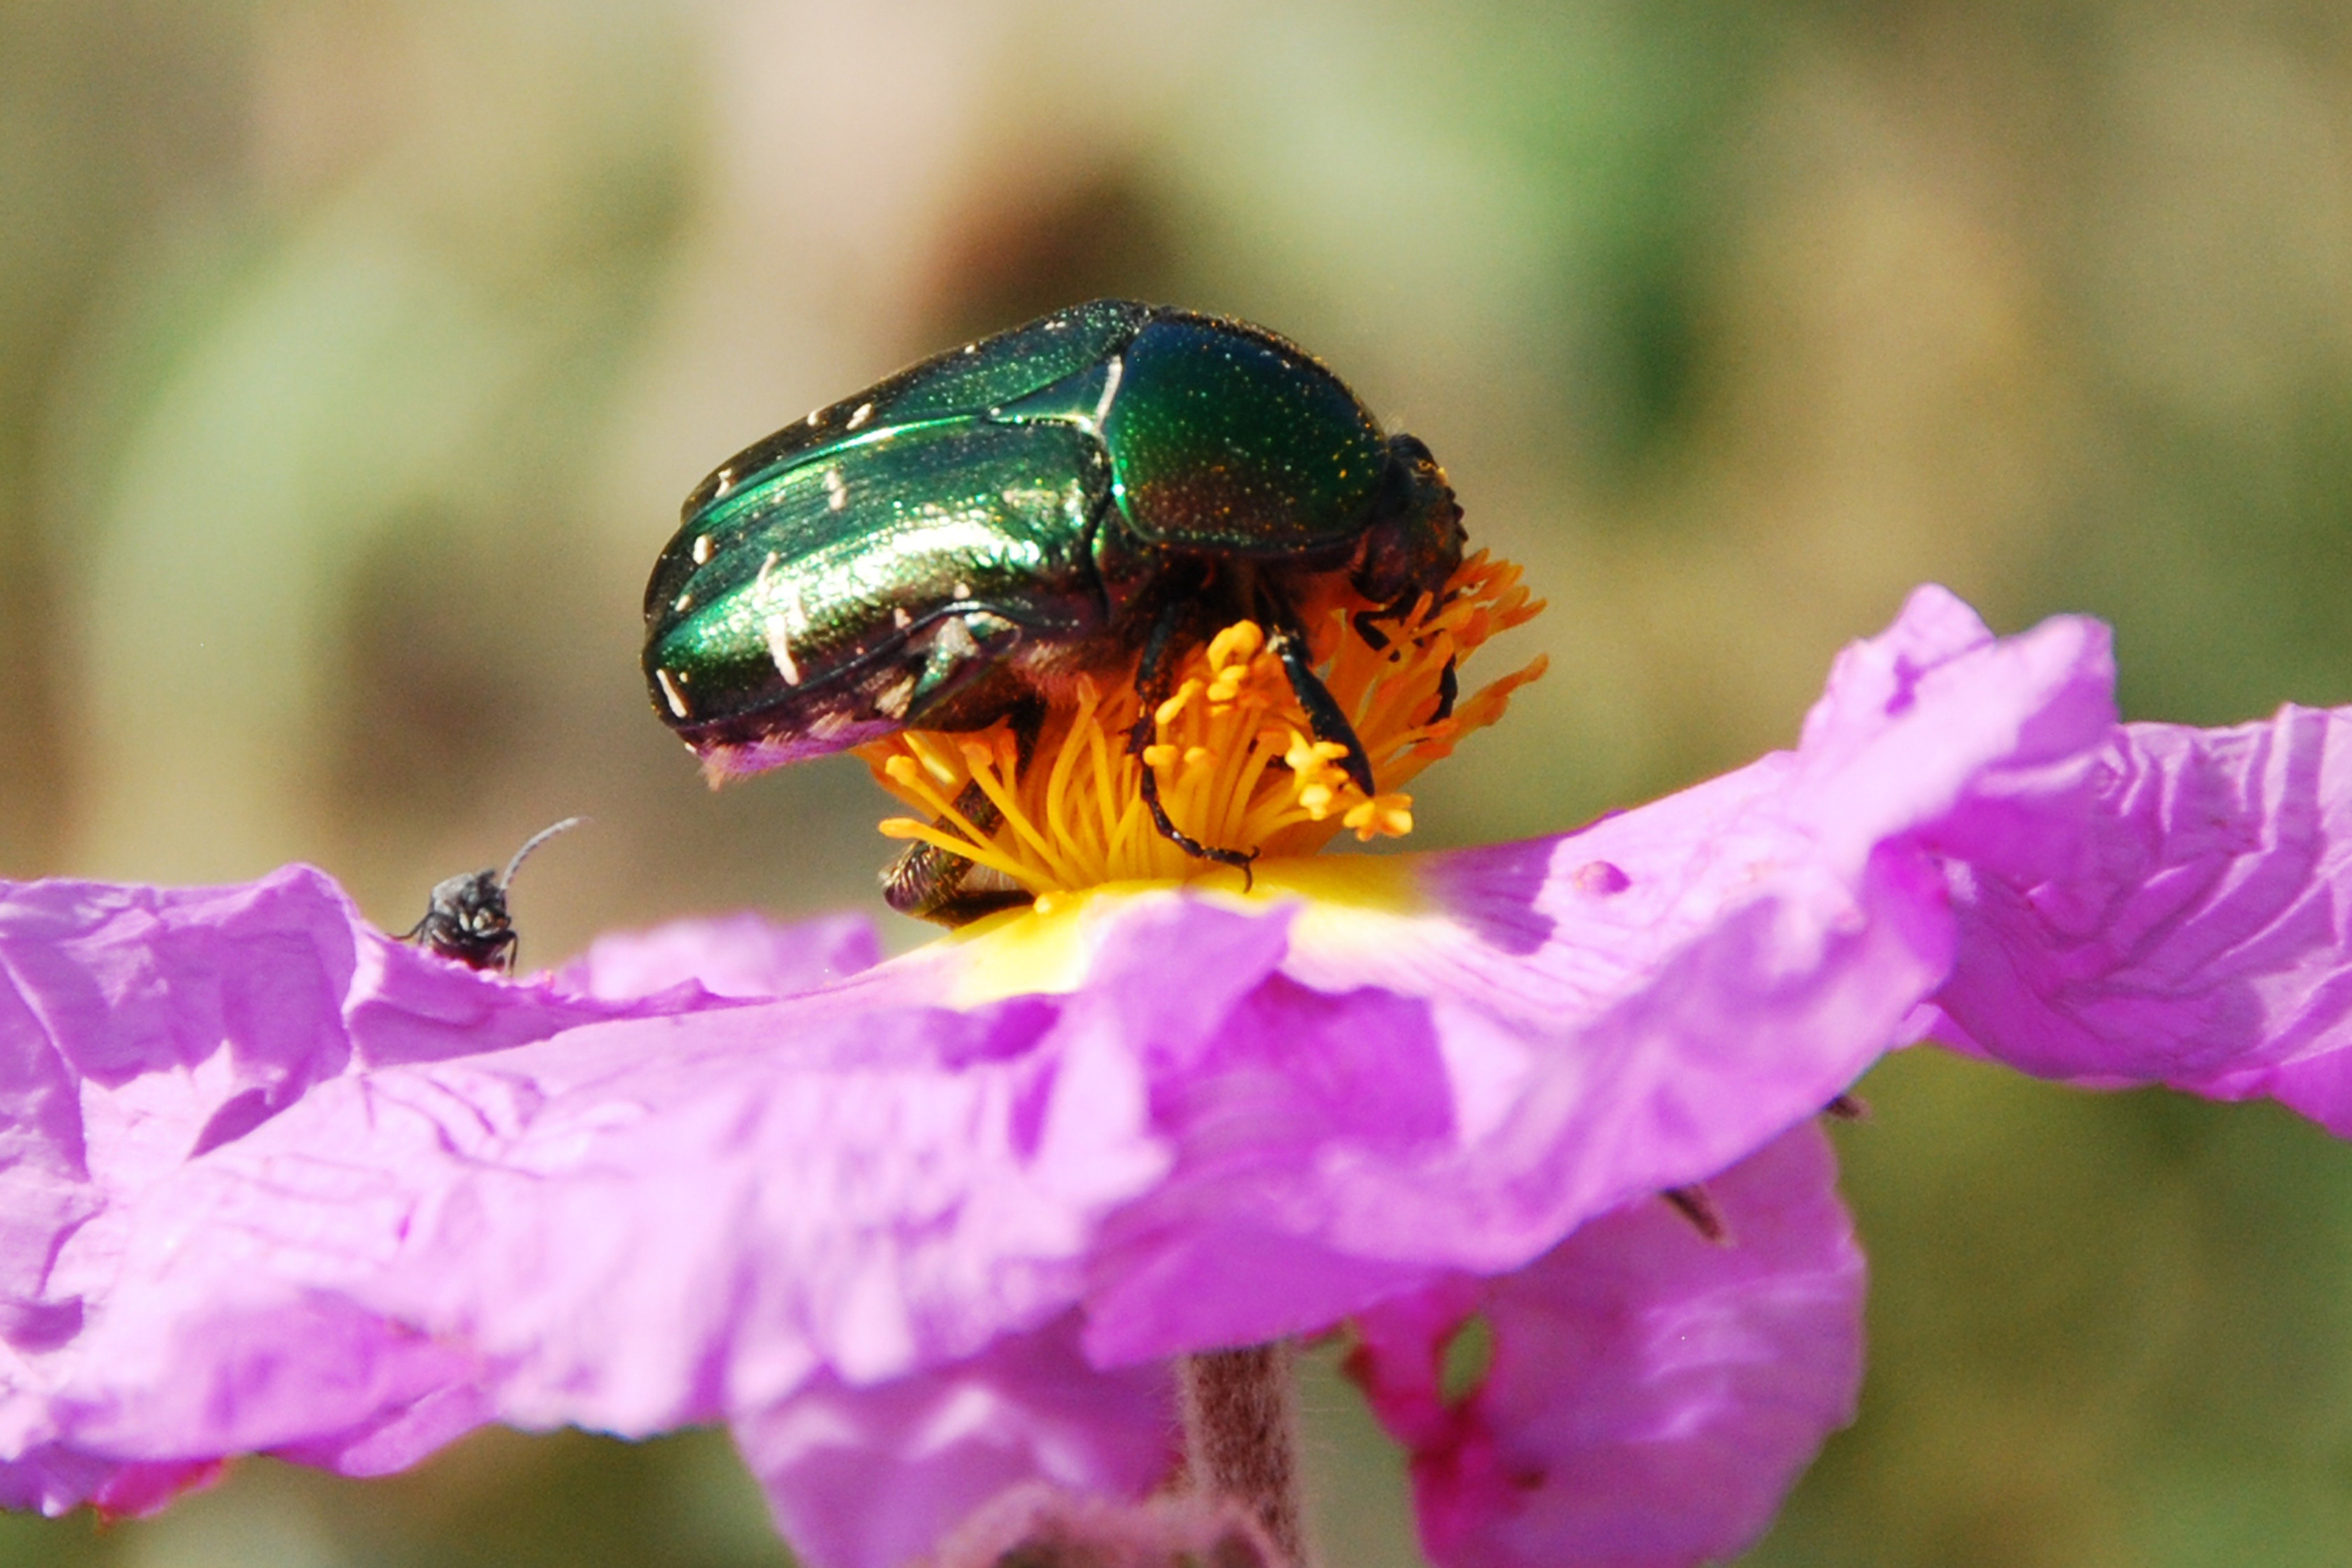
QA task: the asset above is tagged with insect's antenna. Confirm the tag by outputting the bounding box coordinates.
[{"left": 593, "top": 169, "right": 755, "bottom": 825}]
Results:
[{"left": 501, "top": 816, "right": 588, "bottom": 890}]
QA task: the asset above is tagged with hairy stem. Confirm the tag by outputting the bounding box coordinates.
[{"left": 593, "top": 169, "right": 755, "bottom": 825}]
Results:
[{"left": 1179, "top": 1344, "right": 1305, "bottom": 1567}]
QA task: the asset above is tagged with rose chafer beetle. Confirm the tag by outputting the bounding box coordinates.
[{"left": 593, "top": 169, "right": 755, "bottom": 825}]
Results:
[{"left": 642, "top": 300, "right": 1465, "bottom": 922}]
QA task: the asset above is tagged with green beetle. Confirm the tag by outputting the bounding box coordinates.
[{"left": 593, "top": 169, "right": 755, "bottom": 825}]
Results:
[{"left": 643, "top": 300, "right": 1464, "bottom": 920}]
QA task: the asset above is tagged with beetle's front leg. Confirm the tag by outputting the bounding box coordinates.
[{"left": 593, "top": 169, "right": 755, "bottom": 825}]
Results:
[
  {"left": 1266, "top": 625, "right": 1376, "bottom": 800},
  {"left": 1127, "top": 597, "right": 1258, "bottom": 882},
  {"left": 1429, "top": 656, "right": 1457, "bottom": 724}
]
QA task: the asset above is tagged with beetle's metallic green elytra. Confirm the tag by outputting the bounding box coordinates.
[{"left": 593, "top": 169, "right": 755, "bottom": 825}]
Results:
[
  {"left": 642, "top": 300, "right": 1464, "bottom": 917},
  {"left": 644, "top": 302, "right": 1459, "bottom": 763}
]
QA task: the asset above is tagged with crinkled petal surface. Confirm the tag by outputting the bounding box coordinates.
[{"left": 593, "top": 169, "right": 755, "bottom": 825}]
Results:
[
  {"left": 557, "top": 910, "right": 878, "bottom": 1002},
  {"left": 1348, "top": 1125, "right": 1864, "bottom": 1568},
  {"left": 0, "top": 876, "right": 1191, "bottom": 1565},
  {"left": 124, "top": 983, "right": 1167, "bottom": 1435},
  {"left": 880, "top": 585, "right": 2113, "bottom": 1359},
  {"left": 736, "top": 1312, "right": 1174, "bottom": 1568},
  {"left": 1926, "top": 703, "right": 2352, "bottom": 1129},
  {"left": 0, "top": 585, "right": 2209, "bottom": 1568},
  {"left": 0, "top": 865, "right": 737, "bottom": 1512}
]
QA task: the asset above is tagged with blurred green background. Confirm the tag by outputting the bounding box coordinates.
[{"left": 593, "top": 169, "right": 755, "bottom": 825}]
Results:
[{"left": 6, "top": 0, "right": 2352, "bottom": 1564}]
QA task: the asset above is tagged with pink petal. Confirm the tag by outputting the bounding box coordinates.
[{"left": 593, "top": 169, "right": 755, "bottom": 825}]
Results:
[
  {"left": 0, "top": 871, "right": 840, "bottom": 1513},
  {"left": 0, "top": 586, "right": 2173, "bottom": 1562},
  {"left": 1062, "top": 586, "right": 2114, "bottom": 1358},
  {"left": 1929, "top": 703, "right": 2352, "bottom": 1127},
  {"left": 1348, "top": 1125, "right": 1864, "bottom": 1568},
  {"left": 736, "top": 1313, "right": 1175, "bottom": 1568},
  {"left": 55, "top": 988, "right": 1164, "bottom": 1435},
  {"left": 556, "top": 911, "right": 878, "bottom": 1001},
  {"left": 0, "top": 1450, "right": 221, "bottom": 1518}
]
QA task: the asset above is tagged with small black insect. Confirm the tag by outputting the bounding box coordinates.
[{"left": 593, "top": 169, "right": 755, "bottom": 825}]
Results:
[{"left": 403, "top": 817, "right": 586, "bottom": 972}]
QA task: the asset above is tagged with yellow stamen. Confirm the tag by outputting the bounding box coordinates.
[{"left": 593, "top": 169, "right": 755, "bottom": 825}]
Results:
[{"left": 856, "top": 552, "right": 1546, "bottom": 896}]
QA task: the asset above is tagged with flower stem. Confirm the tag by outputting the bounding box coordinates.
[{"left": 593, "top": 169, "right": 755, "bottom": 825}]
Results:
[{"left": 1179, "top": 1344, "right": 1305, "bottom": 1567}]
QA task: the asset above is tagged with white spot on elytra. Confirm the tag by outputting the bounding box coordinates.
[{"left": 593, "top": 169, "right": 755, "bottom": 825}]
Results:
[
  {"left": 763, "top": 615, "right": 801, "bottom": 685},
  {"left": 712, "top": 467, "right": 734, "bottom": 500},
  {"left": 846, "top": 402, "right": 874, "bottom": 431},
  {"left": 951, "top": 580, "right": 971, "bottom": 600},
  {"left": 655, "top": 668, "right": 691, "bottom": 718},
  {"left": 1090, "top": 354, "right": 1124, "bottom": 428},
  {"left": 673, "top": 590, "right": 693, "bottom": 612},
  {"left": 691, "top": 534, "right": 713, "bottom": 564},
  {"left": 752, "top": 549, "right": 810, "bottom": 683},
  {"left": 806, "top": 409, "right": 822, "bottom": 427},
  {"left": 934, "top": 615, "right": 978, "bottom": 660},
  {"left": 824, "top": 469, "right": 846, "bottom": 511},
  {"left": 892, "top": 607, "right": 911, "bottom": 629}
]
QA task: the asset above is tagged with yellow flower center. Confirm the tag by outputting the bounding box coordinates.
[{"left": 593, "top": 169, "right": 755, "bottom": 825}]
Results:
[{"left": 855, "top": 552, "right": 1546, "bottom": 898}]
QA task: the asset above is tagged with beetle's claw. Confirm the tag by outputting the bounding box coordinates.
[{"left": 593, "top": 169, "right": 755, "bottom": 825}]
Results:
[{"left": 1138, "top": 762, "right": 1260, "bottom": 878}]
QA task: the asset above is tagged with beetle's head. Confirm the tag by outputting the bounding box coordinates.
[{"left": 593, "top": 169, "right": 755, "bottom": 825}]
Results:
[{"left": 1350, "top": 434, "right": 1466, "bottom": 610}]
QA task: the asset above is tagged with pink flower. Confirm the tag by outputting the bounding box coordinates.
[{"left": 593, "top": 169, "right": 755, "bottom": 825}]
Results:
[{"left": 3, "top": 585, "right": 2347, "bottom": 1568}]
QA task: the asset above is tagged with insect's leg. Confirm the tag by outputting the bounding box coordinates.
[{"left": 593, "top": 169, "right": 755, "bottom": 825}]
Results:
[
  {"left": 882, "top": 697, "right": 1049, "bottom": 929},
  {"left": 1006, "top": 695, "right": 1047, "bottom": 771},
  {"left": 1127, "top": 596, "right": 1257, "bottom": 880},
  {"left": 1429, "top": 656, "right": 1458, "bottom": 724},
  {"left": 1126, "top": 593, "right": 1192, "bottom": 739},
  {"left": 882, "top": 797, "right": 1034, "bottom": 927},
  {"left": 1348, "top": 578, "right": 1444, "bottom": 651},
  {"left": 1136, "top": 770, "right": 1258, "bottom": 886},
  {"left": 1267, "top": 625, "right": 1376, "bottom": 801},
  {"left": 1660, "top": 1184, "right": 1730, "bottom": 1244}
]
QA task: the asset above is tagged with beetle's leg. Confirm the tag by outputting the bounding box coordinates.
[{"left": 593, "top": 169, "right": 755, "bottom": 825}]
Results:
[
  {"left": 1429, "top": 656, "right": 1458, "bottom": 724},
  {"left": 882, "top": 789, "right": 1035, "bottom": 927},
  {"left": 1660, "top": 1183, "right": 1731, "bottom": 1244},
  {"left": 1127, "top": 597, "right": 1258, "bottom": 882},
  {"left": 1352, "top": 565, "right": 1467, "bottom": 650},
  {"left": 1351, "top": 581, "right": 1455, "bottom": 727},
  {"left": 1267, "top": 626, "right": 1376, "bottom": 801},
  {"left": 1137, "top": 770, "right": 1258, "bottom": 888},
  {"left": 883, "top": 700, "right": 1048, "bottom": 928}
]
